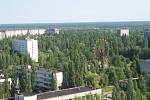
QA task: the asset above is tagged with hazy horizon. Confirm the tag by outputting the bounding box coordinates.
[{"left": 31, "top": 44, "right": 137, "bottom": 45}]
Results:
[{"left": 1, "top": 0, "right": 150, "bottom": 24}]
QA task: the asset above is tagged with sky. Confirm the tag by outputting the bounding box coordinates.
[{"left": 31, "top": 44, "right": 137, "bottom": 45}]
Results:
[{"left": 0, "top": 0, "right": 150, "bottom": 24}]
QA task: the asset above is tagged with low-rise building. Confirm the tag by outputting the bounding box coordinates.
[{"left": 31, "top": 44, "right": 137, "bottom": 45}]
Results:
[
  {"left": 117, "top": 29, "right": 129, "bottom": 36},
  {"left": 0, "top": 73, "right": 12, "bottom": 86},
  {"left": 15, "top": 86, "right": 102, "bottom": 100}
]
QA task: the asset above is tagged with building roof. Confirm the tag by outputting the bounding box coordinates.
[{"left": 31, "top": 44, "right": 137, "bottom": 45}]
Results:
[
  {"left": 37, "top": 86, "right": 93, "bottom": 99},
  {"left": 16, "top": 92, "right": 36, "bottom": 96}
]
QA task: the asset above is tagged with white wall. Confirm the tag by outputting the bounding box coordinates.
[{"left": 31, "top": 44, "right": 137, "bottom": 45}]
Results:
[
  {"left": 24, "top": 95, "right": 37, "bottom": 100},
  {"left": 0, "top": 78, "right": 12, "bottom": 86},
  {"left": 27, "top": 39, "right": 38, "bottom": 62},
  {"left": 15, "top": 94, "right": 37, "bottom": 100},
  {"left": 0, "top": 31, "right": 5, "bottom": 40},
  {"left": 120, "top": 29, "right": 129, "bottom": 36},
  {"left": 56, "top": 72, "right": 63, "bottom": 88}
]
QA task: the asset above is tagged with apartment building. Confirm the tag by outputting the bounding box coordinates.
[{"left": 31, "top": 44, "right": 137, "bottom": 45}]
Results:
[
  {"left": 117, "top": 29, "right": 129, "bottom": 36},
  {"left": 12, "top": 39, "right": 38, "bottom": 62},
  {"left": 0, "top": 29, "right": 46, "bottom": 39},
  {"left": 15, "top": 86, "right": 102, "bottom": 100},
  {"left": 36, "top": 68, "right": 63, "bottom": 90},
  {"left": 16, "top": 66, "right": 63, "bottom": 90}
]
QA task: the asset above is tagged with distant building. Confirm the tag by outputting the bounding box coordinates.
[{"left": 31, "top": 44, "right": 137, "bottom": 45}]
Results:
[
  {"left": 0, "top": 30, "right": 6, "bottom": 40},
  {"left": 117, "top": 29, "right": 129, "bottom": 36},
  {"left": 12, "top": 39, "right": 38, "bottom": 62},
  {"left": 144, "top": 30, "right": 150, "bottom": 39},
  {"left": 0, "top": 29, "right": 46, "bottom": 39},
  {"left": 139, "top": 59, "right": 150, "bottom": 73},
  {"left": 46, "top": 28, "right": 60, "bottom": 35},
  {"left": 15, "top": 86, "right": 102, "bottom": 100}
]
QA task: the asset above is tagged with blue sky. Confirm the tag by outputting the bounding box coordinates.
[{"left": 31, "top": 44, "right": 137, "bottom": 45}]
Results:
[{"left": 0, "top": 0, "right": 150, "bottom": 24}]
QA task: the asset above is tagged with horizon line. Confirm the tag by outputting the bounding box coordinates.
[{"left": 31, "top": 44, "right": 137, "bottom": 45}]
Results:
[{"left": 1, "top": 20, "right": 150, "bottom": 25}]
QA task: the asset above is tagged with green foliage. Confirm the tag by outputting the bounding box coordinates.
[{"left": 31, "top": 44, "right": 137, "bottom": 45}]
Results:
[
  {"left": 138, "top": 75, "right": 147, "bottom": 93},
  {"left": 0, "top": 28, "right": 150, "bottom": 98},
  {"left": 51, "top": 72, "right": 57, "bottom": 91},
  {"left": 0, "top": 80, "right": 11, "bottom": 99},
  {"left": 120, "top": 91, "right": 126, "bottom": 100},
  {"left": 85, "top": 72, "right": 100, "bottom": 89},
  {"left": 0, "top": 83, "right": 5, "bottom": 99},
  {"left": 112, "top": 86, "right": 121, "bottom": 100},
  {"left": 31, "top": 66, "right": 36, "bottom": 90},
  {"left": 19, "top": 67, "right": 32, "bottom": 92}
]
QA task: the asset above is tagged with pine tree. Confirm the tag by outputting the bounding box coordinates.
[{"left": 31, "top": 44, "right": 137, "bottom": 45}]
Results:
[
  {"left": 27, "top": 77, "right": 32, "bottom": 92},
  {"left": 112, "top": 86, "right": 121, "bottom": 100},
  {"left": 4, "top": 79, "right": 10, "bottom": 97},
  {"left": 138, "top": 75, "right": 146, "bottom": 93},
  {"left": 31, "top": 67, "right": 36, "bottom": 90},
  {"left": 19, "top": 68, "right": 28, "bottom": 92},
  {"left": 0, "top": 83, "right": 4, "bottom": 99},
  {"left": 95, "top": 93, "right": 101, "bottom": 100},
  {"left": 120, "top": 91, "right": 126, "bottom": 100},
  {"left": 51, "top": 72, "right": 57, "bottom": 91},
  {"left": 126, "top": 78, "right": 135, "bottom": 100}
]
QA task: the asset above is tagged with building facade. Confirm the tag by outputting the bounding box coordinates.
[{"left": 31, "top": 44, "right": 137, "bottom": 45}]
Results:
[
  {"left": 0, "top": 29, "right": 46, "bottom": 39},
  {"left": 36, "top": 68, "right": 63, "bottom": 90},
  {"left": 117, "top": 29, "right": 129, "bottom": 36},
  {"left": 12, "top": 39, "right": 38, "bottom": 62},
  {"left": 36, "top": 68, "right": 52, "bottom": 90},
  {"left": 16, "top": 66, "right": 63, "bottom": 90},
  {"left": 144, "top": 30, "right": 150, "bottom": 39}
]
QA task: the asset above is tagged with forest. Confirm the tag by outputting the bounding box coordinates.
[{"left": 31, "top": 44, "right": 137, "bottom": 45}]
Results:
[{"left": 0, "top": 27, "right": 150, "bottom": 100}]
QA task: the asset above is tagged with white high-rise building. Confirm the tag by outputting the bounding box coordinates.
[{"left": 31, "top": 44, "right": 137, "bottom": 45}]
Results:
[{"left": 12, "top": 39, "right": 38, "bottom": 62}]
